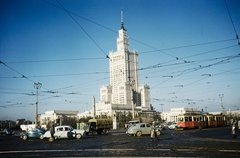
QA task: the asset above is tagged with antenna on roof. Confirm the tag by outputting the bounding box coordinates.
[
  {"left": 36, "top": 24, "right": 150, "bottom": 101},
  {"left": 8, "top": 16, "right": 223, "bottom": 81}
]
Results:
[
  {"left": 121, "top": 9, "right": 124, "bottom": 24},
  {"left": 120, "top": 9, "right": 126, "bottom": 30}
]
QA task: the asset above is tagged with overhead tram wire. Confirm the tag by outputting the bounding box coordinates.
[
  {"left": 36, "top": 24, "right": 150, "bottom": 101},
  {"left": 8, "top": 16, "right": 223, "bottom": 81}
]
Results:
[
  {"left": 42, "top": 0, "right": 117, "bottom": 34},
  {"left": 224, "top": 0, "right": 240, "bottom": 44},
  {"left": 138, "top": 38, "right": 237, "bottom": 55},
  {"left": 43, "top": 0, "right": 238, "bottom": 61},
  {"left": 0, "top": 71, "right": 109, "bottom": 78},
  {"left": 138, "top": 44, "right": 239, "bottom": 72},
  {"left": 56, "top": 0, "right": 109, "bottom": 59},
  {"left": 4, "top": 57, "right": 106, "bottom": 64},
  {"left": 0, "top": 61, "right": 50, "bottom": 91},
  {"left": 142, "top": 54, "right": 240, "bottom": 89}
]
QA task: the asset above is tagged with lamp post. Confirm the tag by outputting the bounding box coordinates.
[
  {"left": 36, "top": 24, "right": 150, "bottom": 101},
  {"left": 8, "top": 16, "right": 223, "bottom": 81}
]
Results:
[
  {"left": 34, "top": 82, "right": 42, "bottom": 127},
  {"left": 160, "top": 104, "right": 164, "bottom": 112},
  {"left": 219, "top": 94, "right": 224, "bottom": 113}
]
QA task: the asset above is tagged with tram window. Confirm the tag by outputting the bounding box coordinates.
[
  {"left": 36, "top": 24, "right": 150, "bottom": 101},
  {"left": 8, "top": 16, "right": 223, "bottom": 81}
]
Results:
[
  {"left": 178, "top": 117, "right": 183, "bottom": 121},
  {"left": 194, "top": 117, "right": 196, "bottom": 121},
  {"left": 189, "top": 117, "right": 192, "bottom": 121},
  {"left": 185, "top": 117, "right": 188, "bottom": 121},
  {"left": 200, "top": 117, "right": 202, "bottom": 121}
]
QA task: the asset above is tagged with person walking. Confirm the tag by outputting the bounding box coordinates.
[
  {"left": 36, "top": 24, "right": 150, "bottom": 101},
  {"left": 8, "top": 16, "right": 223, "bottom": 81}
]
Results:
[
  {"left": 49, "top": 120, "right": 55, "bottom": 142},
  {"left": 150, "top": 121, "right": 159, "bottom": 141},
  {"left": 231, "top": 119, "right": 237, "bottom": 138},
  {"left": 238, "top": 120, "right": 240, "bottom": 130},
  {"left": 198, "top": 120, "right": 202, "bottom": 130}
]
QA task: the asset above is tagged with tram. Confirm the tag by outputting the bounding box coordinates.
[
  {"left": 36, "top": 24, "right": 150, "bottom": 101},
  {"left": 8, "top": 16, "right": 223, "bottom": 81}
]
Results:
[{"left": 177, "top": 113, "right": 227, "bottom": 129}]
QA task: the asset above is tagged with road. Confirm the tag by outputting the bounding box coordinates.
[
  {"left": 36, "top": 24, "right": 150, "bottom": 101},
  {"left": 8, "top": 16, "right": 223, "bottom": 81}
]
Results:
[{"left": 0, "top": 126, "right": 239, "bottom": 157}]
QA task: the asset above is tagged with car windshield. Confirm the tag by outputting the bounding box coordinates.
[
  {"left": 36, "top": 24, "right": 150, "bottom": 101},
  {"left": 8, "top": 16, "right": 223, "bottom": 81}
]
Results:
[{"left": 69, "top": 126, "right": 74, "bottom": 131}]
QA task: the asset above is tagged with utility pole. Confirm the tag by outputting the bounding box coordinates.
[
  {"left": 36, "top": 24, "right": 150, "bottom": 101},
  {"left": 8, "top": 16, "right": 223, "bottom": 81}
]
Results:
[
  {"left": 160, "top": 104, "right": 164, "bottom": 112},
  {"left": 131, "top": 89, "right": 135, "bottom": 119},
  {"left": 219, "top": 94, "right": 224, "bottom": 113},
  {"left": 34, "top": 82, "right": 42, "bottom": 127},
  {"left": 93, "top": 96, "right": 96, "bottom": 119}
]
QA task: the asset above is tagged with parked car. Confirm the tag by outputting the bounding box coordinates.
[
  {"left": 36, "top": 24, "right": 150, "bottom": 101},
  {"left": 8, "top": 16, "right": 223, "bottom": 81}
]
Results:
[
  {"left": 0, "top": 128, "right": 14, "bottom": 136},
  {"left": 168, "top": 122, "right": 178, "bottom": 130},
  {"left": 161, "top": 122, "right": 172, "bottom": 130},
  {"left": 43, "top": 125, "right": 85, "bottom": 140},
  {"left": 20, "top": 128, "right": 46, "bottom": 140},
  {"left": 126, "top": 123, "right": 162, "bottom": 137}
]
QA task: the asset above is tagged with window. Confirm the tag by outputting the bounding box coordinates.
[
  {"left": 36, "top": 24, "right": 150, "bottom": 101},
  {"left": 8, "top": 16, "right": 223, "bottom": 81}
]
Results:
[
  {"left": 147, "top": 124, "right": 151, "bottom": 127},
  {"left": 65, "top": 127, "right": 70, "bottom": 131},
  {"left": 189, "top": 117, "right": 192, "bottom": 121},
  {"left": 194, "top": 117, "right": 197, "bottom": 121},
  {"left": 140, "top": 124, "right": 145, "bottom": 128},
  {"left": 57, "top": 128, "right": 63, "bottom": 131}
]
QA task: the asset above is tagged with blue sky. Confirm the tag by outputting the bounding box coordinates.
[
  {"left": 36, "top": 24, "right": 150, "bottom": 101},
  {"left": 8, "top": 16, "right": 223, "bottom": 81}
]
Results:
[{"left": 0, "top": 0, "right": 240, "bottom": 121}]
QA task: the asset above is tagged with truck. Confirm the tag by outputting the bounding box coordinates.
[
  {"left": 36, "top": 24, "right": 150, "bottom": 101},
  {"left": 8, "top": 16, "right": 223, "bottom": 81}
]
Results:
[{"left": 83, "top": 118, "right": 113, "bottom": 135}]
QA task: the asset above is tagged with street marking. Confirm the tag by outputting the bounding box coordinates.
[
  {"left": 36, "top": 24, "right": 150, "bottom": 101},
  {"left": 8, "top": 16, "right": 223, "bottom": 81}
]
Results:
[
  {"left": 0, "top": 148, "right": 239, "bottom": 154},
  {"left": 146, "top": 149, "right": 171, "bottom": 151}
]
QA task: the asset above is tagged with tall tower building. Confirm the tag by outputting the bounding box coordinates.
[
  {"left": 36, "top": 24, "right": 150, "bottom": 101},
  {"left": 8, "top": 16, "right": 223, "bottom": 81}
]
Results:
[
  {"left": 85, "top": 11, "right": 152, "bottom": 118},
  {"left": 100, "top": 10, "right": 150, "bottom": 108},
  {"left": 109, "top": 10, "right": 139, "bottom": 106}
]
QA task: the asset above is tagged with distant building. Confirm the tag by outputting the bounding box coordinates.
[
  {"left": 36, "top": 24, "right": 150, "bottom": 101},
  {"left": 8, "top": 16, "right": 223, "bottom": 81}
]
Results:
[
  {"left": 78, "top": 11, "right": 152, "bottom": 118},
  {"left": 39, "top": 110, "right": 78, "bottom": 125},
  {"left": 161, "top": 107, "right": 200, "bottom": 122}
]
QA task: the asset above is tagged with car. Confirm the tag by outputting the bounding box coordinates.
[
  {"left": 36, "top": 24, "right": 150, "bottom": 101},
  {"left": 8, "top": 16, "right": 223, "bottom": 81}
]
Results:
[
  {"left": 168, "top": 122, "right": 178, "bottom": 130},
  {"left": 155, "top": 125, "right": 163, "bottom": 134},
  {"left": 161, "top": 122, "right": 172, "bottom": 130},
  {"left": 0, "top": 128, "right": 14, "bottom": 136},
  {"left": 126, "top": 123, "right": 162, "bottom": 137},
  {"left": 43, "top": 125, "right": 85, "bottom": 140},
  {"left": 20, "top": 128, "right": 46, "bottom": 140}
]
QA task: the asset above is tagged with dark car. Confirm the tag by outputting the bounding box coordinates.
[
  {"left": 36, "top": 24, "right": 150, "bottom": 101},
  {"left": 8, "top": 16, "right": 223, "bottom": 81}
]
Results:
[
  {"left": 0, "top": 128, "right": 14, "bottom": 136},
  {"left": 20, "top": 128, "right": 46, "bottom": 140}
]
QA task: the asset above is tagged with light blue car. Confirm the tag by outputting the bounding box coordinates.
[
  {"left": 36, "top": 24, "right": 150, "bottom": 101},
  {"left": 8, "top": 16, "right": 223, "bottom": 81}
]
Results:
[
  {"left": 20, "top": 128, "right": 46, "bottom": 140},
  {"left": 126, "top": 123, "right": 162, "bottom": 137}
]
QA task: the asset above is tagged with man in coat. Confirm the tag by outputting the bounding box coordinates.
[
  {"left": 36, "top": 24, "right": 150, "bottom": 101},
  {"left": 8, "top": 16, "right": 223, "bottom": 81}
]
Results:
[{"left": 150, "top": 121, "right": 159, "bottom": 141}]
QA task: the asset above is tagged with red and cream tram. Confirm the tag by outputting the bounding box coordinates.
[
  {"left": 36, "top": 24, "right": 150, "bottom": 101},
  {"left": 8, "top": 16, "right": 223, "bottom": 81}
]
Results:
[{"left": 177, "top": 113, "right": 226, "bottom": 129}]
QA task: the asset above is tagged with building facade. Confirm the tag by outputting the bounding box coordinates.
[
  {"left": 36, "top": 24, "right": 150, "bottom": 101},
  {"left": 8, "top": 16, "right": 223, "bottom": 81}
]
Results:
[
  {"left": 161, "top": 107, "right": 200, "bottom": 122},
  {"left": 79, "top": 12, "right": 151, "bottom": 118}
]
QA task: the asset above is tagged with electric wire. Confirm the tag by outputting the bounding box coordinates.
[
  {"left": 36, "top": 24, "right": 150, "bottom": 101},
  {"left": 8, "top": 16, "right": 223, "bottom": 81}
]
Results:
[
  {"left": 224, "top": 0, "right": 239, "bottom": 43},
  {"left": 56, "top": 0, "right": 108, "bottom": 58}
]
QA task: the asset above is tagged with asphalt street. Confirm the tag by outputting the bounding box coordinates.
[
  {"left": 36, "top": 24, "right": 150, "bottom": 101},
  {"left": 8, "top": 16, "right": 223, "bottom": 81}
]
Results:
[{"left": 0, "top": 126, "right": 239, "bottom": 157}]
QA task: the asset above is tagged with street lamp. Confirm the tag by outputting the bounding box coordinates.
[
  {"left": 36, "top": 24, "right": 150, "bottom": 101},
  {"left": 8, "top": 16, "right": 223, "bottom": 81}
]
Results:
[
  {"left": 34, "top": 82, "right": 42, "bottom": 127},
  {"left": 219, "top": 94, "right": 224, "bottom": 113},
  {"left": 160, "top": 104, "right": 164, "bottom": 112}
]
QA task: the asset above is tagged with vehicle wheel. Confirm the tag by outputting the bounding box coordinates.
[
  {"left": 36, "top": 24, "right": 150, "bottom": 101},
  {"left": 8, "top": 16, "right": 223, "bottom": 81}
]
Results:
[
  {"left": 136, "top": 131, "right": 142, "bottom": 137},
  {"left": 97, "top": 131, "right": 102, "bottom": 135},
  {"left": 76, "top": 134, "right": 82, "bottom": 139},
  {"left": 103, "top": 129, "right": 108, "bottom": 134},
  {"left": 39, "top": 134, "right": 44, "bottom": 139},
  {"left": 22, "top": 135, "right": 27, "bottom": 140},
  {"left": 156, "top": 131, "right": 161, "bottom": 136}
]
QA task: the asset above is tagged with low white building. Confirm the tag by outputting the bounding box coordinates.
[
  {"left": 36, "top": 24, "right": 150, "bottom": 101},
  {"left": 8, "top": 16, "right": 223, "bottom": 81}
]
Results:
[
  {"left": 39, "top": 110, "right": 78, "bottom": 125},
  {"left": 161, "top": 107, "right": 200, "bottom": 122}
]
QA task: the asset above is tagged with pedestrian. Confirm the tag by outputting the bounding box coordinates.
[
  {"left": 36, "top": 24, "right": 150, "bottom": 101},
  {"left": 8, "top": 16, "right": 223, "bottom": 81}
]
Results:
[
  {"left": 238, "top": 120, "right": 240, "bottom": 130},
  {"left": 198, "top": 120, "right": 202, "bottom": 130},
  {"left": 231, "top": 119, "right": 237, "bottom": 138},
  {"left": 50, "top": 120, "right": 55, "bottom": 138},
  {"left": 150, "top": 121, "right": 159, "bottom": 141}
]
